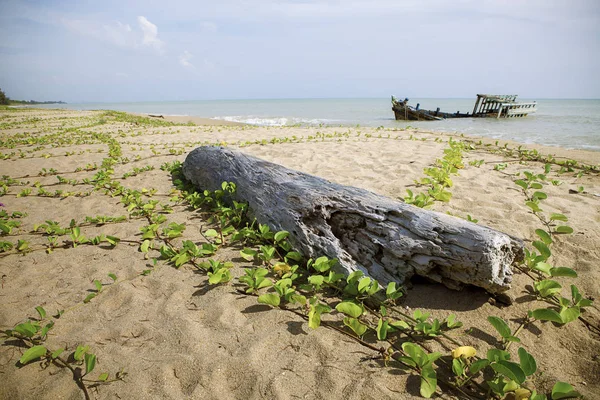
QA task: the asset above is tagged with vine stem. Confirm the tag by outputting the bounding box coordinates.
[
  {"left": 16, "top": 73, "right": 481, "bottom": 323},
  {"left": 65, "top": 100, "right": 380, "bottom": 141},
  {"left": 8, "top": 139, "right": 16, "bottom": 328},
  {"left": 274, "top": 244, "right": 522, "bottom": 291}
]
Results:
[{"left": 504, "top": 314, "right": 529, "bottom": 351}]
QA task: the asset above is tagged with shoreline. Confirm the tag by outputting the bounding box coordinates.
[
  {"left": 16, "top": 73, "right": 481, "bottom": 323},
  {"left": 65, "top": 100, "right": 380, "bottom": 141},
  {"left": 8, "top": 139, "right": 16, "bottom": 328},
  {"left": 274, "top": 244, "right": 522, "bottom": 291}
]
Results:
[{"left": 9, "top": 100, "right": 600, "bottom": 153}]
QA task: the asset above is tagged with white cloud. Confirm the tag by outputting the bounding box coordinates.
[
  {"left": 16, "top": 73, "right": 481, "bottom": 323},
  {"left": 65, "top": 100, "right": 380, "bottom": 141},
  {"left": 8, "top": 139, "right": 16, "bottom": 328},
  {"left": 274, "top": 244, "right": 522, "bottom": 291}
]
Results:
[
  {"left": 137, "top": 16, "right": 164, "bottom": 53},
  {"left": 102, "top": 22, "right": 135, "bottom": 48},
  {"left": 179, "top": 50, "right": 193, "bottom": 68},
  {"left": 59, "top": 15, "right": 165, "bottom": 54}
]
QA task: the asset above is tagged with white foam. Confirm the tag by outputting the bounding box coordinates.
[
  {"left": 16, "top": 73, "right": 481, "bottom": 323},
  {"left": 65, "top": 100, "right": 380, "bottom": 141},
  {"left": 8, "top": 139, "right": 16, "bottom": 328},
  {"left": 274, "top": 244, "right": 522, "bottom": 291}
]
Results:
[{"left": 215, "top": 115, "right": 340, "bottom": 127}]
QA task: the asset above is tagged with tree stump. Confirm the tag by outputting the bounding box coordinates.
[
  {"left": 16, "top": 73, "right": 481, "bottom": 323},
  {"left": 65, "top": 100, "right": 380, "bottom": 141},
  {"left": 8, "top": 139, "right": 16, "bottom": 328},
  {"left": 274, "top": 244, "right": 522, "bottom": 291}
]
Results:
[{"left": 182, "top": 146, "right": 524, "bottom": 293}]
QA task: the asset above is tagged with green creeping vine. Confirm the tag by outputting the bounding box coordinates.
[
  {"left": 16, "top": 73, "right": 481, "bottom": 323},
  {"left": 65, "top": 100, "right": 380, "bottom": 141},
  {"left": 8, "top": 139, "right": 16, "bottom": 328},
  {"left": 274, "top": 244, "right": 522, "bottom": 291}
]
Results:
[
  {"left": 2, "top": 305, "right": 126, "bottom": 400},
  {"left": 405, "top": 138, "right": 468, "bottom": 208},
  {"left": 512, "top": 169, "right": 596, "bottom": 331}
]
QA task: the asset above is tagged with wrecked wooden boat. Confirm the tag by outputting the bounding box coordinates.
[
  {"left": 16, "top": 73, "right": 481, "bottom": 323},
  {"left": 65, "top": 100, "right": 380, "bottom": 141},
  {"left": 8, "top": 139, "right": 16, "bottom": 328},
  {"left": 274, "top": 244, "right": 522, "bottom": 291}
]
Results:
[{"left": 392, "top": 94, "right": 537, "bottom": 121}]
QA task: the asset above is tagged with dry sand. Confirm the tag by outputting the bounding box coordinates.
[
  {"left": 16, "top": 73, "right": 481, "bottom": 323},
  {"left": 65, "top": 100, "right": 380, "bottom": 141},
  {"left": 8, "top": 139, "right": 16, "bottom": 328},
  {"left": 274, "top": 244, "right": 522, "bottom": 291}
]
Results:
[{"left": 0, "top": 108, "right": 599, "bottom": 399}]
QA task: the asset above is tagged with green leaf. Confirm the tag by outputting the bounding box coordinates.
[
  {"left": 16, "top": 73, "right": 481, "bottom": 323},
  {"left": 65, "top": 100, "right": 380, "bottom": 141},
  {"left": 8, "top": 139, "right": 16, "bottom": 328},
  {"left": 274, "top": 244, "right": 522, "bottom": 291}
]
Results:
[
  {"left": 535, "top": 229, "right": 552, "bottom": 245},
  {"left": 550, "top": 267, "right": 577, "bottom": 278},
  {"left": 94, "top": 280, "right": 103, "bottom": 292},
  {"left": 571, "top": 285, "right": 592, "bottom": 308},
  {"left": 491, "top": 360, "right": 526, "bottom": 384},
  {"left": 98, "top": 373, "right": 109, "bottom": 382},
  {"left": 532, "top": 241, "right": 551, "bottom": 259},
  {"left": 204, "top": 229, "right": 218, "bottom": 237},
  {"left": 240, "top": 248, "right": 257, "bottom": 261},
  {"left": 256, "top": 277, "right": 273, "bottom": 290},
  {"left": 335, "top": 301, "right": 363, "bottom": 318},
  {"left": 51, "top": 348, "right": 65, "bottom": 359},
  {"left": 74, "top": 345, "right": 89, "bottom": 361},
  {"left": 534, "top": 279, "right": 562, "bottom": 298},
  {"left": 530, "top": 308, "right": 563, "bottom": 324},
  {"left": 35, "top": 306, "right": 47, "bottom": 320},
  {"left": 452, "top": 358, "right": 465, "bottom": 376},
  {"left": 83, "top": 293, "right": 96, "bottom": 303},
  {"left": 518, "top": 347, "right": 537, "bottom": 376},
  {"left": 398, "top": 356, "right": 417, "bottom": 368},
  {"left": 376, "top": 318, "right": 390, "bottom": 340},
  {"left": 385, "top": 281, "right": 403, "bottom": 301},
  {"left": 570, "top": 285, "right": 582, "bottom": 304},
  {"left": 555, "top": 226, "right": 574, "bottom": 234},
  {"left": 526, "top": 201, "right": 542, "bottom": 213},
  {"left": 533, "top": 191, "right": 548, "bottom": 200},
  {"left": 274, "top": 231, "right": 289, "bottom": 242},
  {"left": 530, "top": 182, "right": 543, "bottom": 189},
  {"left": 40, "top": 322, "right": 54, "bottom": 338},
  {"left": 559, "top": 306, "right": 580, "bottom": 324},
  {"left": 487, "top": 316, "right": 511, "bottom": 339},
  {"left": 285, "top": 251, "right": 302, "bottom": 262},
  {"left": 358, "top": 277, "right": 372, "bottom": 293},
  {"left": 174, "top": 252, "right": 191, "bottom": 267},
  {"left": 550, "top": 213, "right": 568, "bottom": 222},
  {"left": 308, "top": 275, "right": 324, "bottom": 287},
  {"left": 487, "top": 348, "right": 511, "bottom": 362},
  {"left": 515, "top": 180, "right": 528, "bottom": 190},
  {"left": 390, "top": 319, "right": 410, "bottom": 330},
  {"left": 140, "top": 239, "right": 151, "bottom": 253},
  {"left": 419, "top": 365, "right": 437, "bottom": 398},
  {"left": 324, "top": 271, "right": 344, "bottom": 284},
  {"left": 312, "top": 256, "right": 332, "bottom": 273},
  {"left": 469, "top": 359, "right": 490, "bottom": 374},
  {"left": 551, "top": 382, "right": 580, "bottom": 399},
  {"left": 14, "top": 322, "right": 38, "bottom": 338},
  {"left": 402, "top": 342, "right": 429, "bottom": 368},
  {"left": 578, "top": 298, "right": 593, "bottom": 308},
  {"left": 257, "top": 293, "right": 281, "bottom": 307},
  {"left": 19, "top": 346, "right": 47, "bottom": 365},
  {"left": 105, "top": 235, "right": 120, "bottom": 245},
  {"left": 343, "top": 317, "right": 368, "bottom": 337},
  {"left": 290, "top": 294, "right": 307, "bottom": 305},
  {"left": 308, "top": 302, "right": 331, "bottom": 329},
  {"left": 85, "top": 353, "right": 97, "bottom": 374},
  {"left": 533, "top": 262, "right": 553, "bottom": 276},
  {"left": 445, "top": 314, "right": 463, "bottom": 329},
  {"left": 108, "top": 273, "right": 117, "bottom": 282},
  {"left": 208, "top": 269, "right": 231, "bottom": 285}
]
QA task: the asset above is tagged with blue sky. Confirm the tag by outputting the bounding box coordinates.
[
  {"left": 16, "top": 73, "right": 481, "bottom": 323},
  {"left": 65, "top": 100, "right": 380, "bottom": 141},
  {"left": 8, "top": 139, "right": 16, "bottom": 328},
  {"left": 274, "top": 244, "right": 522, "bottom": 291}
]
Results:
[{"left": 1, "top": 0, "right": 599, "bottom": 102}]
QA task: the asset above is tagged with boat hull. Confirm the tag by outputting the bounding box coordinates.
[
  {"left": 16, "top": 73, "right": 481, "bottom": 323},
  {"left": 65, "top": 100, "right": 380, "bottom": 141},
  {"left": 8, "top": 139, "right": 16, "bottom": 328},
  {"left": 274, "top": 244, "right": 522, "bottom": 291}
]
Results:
[{"left": 391, "top": 95, "right": 536, "bottom": 121}]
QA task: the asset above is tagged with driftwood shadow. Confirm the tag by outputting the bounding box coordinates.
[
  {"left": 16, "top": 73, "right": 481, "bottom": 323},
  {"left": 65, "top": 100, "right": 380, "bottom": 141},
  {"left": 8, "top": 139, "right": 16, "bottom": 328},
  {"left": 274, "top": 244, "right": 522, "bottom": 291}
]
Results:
[{"left": 400, "top": 280, "right": 489, "bottom": 312}]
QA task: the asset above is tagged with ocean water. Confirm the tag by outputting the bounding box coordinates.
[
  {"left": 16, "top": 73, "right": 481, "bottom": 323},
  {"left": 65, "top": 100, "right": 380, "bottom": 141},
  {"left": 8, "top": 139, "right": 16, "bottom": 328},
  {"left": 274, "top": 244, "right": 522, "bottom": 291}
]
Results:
[{"left": 33, "top": 98, "right": 600, "bottom": 152}]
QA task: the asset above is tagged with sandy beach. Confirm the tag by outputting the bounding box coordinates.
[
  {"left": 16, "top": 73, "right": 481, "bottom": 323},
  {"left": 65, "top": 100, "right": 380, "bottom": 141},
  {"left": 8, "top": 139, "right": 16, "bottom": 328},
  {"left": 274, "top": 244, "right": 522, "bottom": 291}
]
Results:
[{"left": 1, "top": 108, "right": 599, "bottom": 400}]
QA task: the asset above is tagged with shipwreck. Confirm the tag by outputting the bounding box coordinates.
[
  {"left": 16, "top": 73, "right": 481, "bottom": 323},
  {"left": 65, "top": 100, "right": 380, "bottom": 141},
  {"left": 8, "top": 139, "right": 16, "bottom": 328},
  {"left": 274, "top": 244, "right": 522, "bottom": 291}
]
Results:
[{"left": 392, "top": 94, "right": 537, "bottom": 121}]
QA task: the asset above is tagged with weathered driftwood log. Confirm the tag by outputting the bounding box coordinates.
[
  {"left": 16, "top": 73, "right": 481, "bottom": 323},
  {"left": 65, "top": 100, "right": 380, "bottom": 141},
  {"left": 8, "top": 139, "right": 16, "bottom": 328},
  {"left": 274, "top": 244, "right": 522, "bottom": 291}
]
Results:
[{"left": 183, "top": 147, "right": 524, "bottom": 293}]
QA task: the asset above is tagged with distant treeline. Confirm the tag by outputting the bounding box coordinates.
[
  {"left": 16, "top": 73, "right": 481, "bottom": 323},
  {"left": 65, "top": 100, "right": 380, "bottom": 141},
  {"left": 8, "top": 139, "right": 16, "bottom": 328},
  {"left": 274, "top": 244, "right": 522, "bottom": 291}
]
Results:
[
  {"left": 0, "top": 87, "right": 66, "bottom": 105},
  {"left": 9, "top": 99, "right": 67, "bottom": 105}
]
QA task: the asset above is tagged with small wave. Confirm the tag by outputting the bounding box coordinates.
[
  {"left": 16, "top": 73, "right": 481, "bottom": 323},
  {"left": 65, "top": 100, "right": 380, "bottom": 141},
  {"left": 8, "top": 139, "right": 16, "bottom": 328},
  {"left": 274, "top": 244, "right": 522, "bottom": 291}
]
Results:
[{"left": 215, "top": 115, "right": 340, "bottom": 127}]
